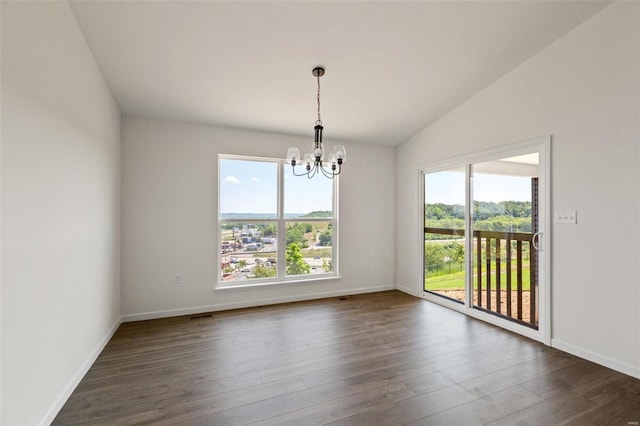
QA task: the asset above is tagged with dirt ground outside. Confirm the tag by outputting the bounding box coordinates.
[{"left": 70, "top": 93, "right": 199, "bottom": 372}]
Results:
[{"left": 433, "top": 289, "right": 534, "bottom": 324}]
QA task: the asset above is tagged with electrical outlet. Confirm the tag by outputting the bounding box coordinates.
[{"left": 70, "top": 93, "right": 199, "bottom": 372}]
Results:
[{"left": 555, "top": 210, "right": 577, "bottom": 224}]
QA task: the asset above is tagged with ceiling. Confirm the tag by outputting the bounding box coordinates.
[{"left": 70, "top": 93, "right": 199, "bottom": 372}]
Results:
[{"left": 69, "top": 1, "right": 610, "bottom": 146}]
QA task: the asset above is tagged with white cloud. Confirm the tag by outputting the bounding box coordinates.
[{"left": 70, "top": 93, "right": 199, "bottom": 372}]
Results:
[
  {"left": 251, "top": 177, "right": 260, "bottom": 182},
  {"left": 223, "top": 176, "right": 242, "bottom": 184}
]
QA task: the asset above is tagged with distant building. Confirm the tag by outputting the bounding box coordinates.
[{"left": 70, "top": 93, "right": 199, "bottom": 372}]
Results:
[{"left": 220, "top": 256, "right": 230, "bottom": 273}]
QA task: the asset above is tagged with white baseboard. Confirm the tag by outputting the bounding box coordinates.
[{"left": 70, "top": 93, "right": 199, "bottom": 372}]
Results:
[
  {"left": 551, "top": 338, "right": 640, "bottom": 379},
  {"left": 40, "top": 317, "right": 122, "bottom": 426},
  {"left": 397, "top": 287, "right": 639, "bottom": 378},
  {"left": 395, "top": 284, "right": 419, "bottom": 297},
  {"left": 122, "top": 285, "right": 396, "bottom": 322}
]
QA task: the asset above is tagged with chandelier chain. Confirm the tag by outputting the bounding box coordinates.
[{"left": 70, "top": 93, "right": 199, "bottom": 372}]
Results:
[{"left": 316, "top": 75, "right": 322, "bottom": 125}]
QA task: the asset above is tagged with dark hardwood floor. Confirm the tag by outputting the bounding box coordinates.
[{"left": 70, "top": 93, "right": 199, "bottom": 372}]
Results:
[{"left": 54, "top": 291, "right": 640, "bottom": 425}]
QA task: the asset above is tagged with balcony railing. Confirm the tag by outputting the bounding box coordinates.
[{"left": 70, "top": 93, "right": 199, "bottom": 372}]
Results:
[{"left": 425, "top": 227, "right": 538, "bottom": 329}]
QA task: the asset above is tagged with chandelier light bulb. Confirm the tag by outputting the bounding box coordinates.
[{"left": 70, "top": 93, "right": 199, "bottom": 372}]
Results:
[
  {"left": 287, "top": 147, "right": 301, "bottom": 165},
  {"left": 333, "top": 145, "right": 346, "bottom": 164},
  {"left": 303, "top": 153, "right": 313, "bottom": 170},
  {"left": 329, "top": 153, "right": 337, "bottom": 170}
]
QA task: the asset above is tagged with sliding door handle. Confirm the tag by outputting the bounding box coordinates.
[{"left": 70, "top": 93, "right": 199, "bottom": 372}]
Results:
[{"left": 532, "top": 232, "right": 543, "bottom": 251}]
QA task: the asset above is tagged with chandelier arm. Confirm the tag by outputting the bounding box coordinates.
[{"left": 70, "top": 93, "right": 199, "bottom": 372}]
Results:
[
  {"left": 307, "top": 165, "right": 318, "bottom": 179},
  {"left": 331, "top": 163, "right": 342, "bottom": 176},
  {"left": 291, "top": 165, "right": 311, "bottom": 177},
  {"left": 319, "top": 168, "right": 332, "bottom": 179},
  {"left": 319, "top": 163, "right": 338, "bottom": 179}
]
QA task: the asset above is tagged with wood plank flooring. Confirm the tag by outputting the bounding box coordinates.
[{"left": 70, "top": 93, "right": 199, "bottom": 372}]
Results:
[{"left": 53, "top": 291, "right": 640, "bottom": 425}]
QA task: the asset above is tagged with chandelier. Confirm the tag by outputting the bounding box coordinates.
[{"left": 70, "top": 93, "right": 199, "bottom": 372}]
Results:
[{"left": 286, "top": 67, "right": 346, "bottom": 179}]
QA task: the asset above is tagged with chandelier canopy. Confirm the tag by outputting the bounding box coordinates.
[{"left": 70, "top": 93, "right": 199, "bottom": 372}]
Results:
[{"left": 286, "top": 67, "right": 346, "bottom": 179}]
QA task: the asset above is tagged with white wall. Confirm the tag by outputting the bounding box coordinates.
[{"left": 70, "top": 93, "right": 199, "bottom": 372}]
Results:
[
  {"left": 396, "top": 1, "right": 640, "bottom": 378},
  {"left": 122, "top": 117, "right": 395, "bottom": 319},
  {"left": 1, "top": 2, "right": 122, "bottom": 425}
]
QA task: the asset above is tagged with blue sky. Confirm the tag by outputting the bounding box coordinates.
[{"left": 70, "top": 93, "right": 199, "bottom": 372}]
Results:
[
  {"left": 220, "top": 158, "right": 333, "bottom": 214},
  {"left": 221, "top": 159, "right": 531, "bottom": 215},
  {"left": 425, "top": 170, "right": 533, "bottom": 204}
]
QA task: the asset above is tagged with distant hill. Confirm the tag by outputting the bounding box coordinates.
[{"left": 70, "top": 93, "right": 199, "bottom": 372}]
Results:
[
  {"left": 220, "top": 211, "right": 332, "bottom": 220},
  {"left": 299, "top": 210, "right": 332, "bottom": 218}
]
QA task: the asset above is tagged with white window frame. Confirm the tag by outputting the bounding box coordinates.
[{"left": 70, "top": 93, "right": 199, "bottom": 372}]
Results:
[{"left": 216, "top": 154, "right": 339, "bottom": 289}]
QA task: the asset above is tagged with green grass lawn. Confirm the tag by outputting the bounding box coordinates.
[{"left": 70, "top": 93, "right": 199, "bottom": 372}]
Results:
[
  {"left": 301, "top": 247, "right": 332, "bottom": 258},
  {"left": 425, "top": 263, "right": 531, "bottom": 291}
]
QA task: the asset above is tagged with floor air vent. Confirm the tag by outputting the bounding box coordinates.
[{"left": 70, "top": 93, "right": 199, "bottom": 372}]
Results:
[{"left": 190, "top": 312, "right": 213, "bottom": 320}]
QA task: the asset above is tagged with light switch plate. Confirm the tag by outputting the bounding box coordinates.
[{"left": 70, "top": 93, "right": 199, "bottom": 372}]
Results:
[{"left": 555, "top": 210, "right": 577, "bottom": 224}]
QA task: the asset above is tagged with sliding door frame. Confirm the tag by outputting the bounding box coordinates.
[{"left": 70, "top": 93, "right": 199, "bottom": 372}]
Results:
[{"left": 419, "top": 136, "right": 551, "bottom": 345}]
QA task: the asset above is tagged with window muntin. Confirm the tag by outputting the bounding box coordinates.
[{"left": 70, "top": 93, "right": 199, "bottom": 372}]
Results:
[{"left": 218, "top": 156, "right": 337, "bottom": 286}]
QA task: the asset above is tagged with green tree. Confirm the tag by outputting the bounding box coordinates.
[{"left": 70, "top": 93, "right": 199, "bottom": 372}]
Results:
[
  {"left": 286, "top": 224, "right": 309, "bottom": 248},
  {"left": 322, "top": 258, "right": 332, "bottom": 272},
  {"left": 424, "top": 243, "right": 446, "bottom": 272},
  {"left": 318, "top": 229, "right": 332, "bottom": 246},
  {"left": 286, "top": 243, "right": 310, "bottom": 275},
  {"left": 238, "top": 260, "right": 247, "bottom": 269},
  {"left": 262, "top": 223, "right": 277, "bottom": 237},
  {"left": 444, "top": 241, "right": 464, "bottom": 263},
  {"left": 504, "top": 201, "right": 531, "bottom": 218},
  {"left": 425, "top": 203, "right": 464, "bottom": 220},
  {"left": 251, "top": 264, "right": 276, "bottom": 278},
  {"left": 474, "top": 215, "right": 531, "bottom": 232},
  {"left": 426, "top": 204, "right": 448, "bottom": 220}
]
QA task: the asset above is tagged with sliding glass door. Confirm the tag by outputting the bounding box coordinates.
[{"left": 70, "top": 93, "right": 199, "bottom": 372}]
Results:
[{"left": 422, "top": 138, "right": 549, "bottom": 342}]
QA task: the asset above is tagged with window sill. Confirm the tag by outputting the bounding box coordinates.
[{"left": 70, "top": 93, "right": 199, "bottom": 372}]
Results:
[{"left": 215, "top": 275, "right": 341, "bottom": 292}]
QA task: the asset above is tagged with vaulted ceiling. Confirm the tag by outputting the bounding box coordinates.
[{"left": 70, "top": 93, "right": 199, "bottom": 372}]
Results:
[{"left": 69, "top": 1, "right": 610, "bottom": 146}]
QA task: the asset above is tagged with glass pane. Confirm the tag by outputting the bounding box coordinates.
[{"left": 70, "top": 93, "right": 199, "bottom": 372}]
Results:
[
  {"left": 471, "top": 153, "right": 539, "bottom": 329},
  {"left": 424, "top": 168, "right": 466, "bottom": 303},
  {"left": 220, "top": 222, "right": 277, "bottom": 282},
  {"left": 219, "top": 159, "right": 278, "bottom": 219},
  {"left": 284, "top": 170, "right": 333, "bottom": 218},
  {"left": 285, "top": 221, "right": 333, "bottom": 276}
]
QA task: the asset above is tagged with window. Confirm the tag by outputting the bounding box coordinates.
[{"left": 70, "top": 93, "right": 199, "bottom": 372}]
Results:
[{"left": 218, "top": 155, "right": 337, "bottom": 286}]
